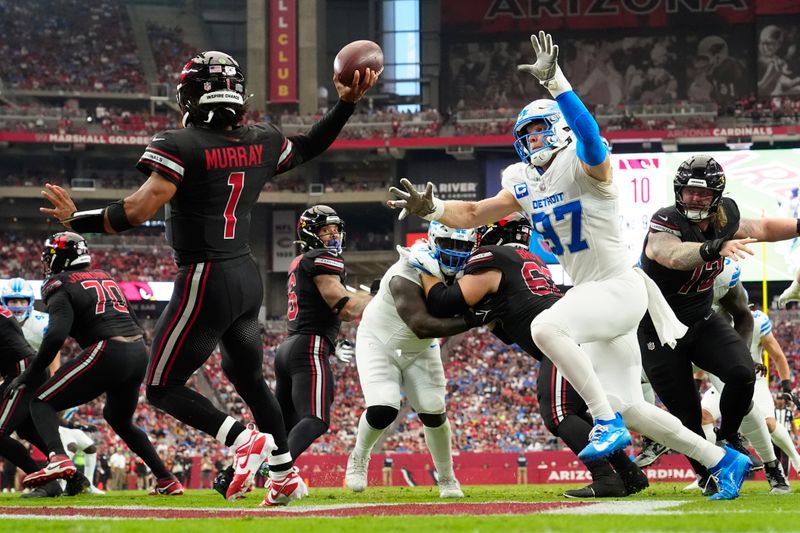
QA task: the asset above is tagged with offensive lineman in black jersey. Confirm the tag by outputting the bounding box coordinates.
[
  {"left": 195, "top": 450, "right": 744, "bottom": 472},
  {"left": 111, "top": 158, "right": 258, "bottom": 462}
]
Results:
[
  {"left": 413, "top": 215, "right": 648, "bottom": 498},
  {"left": 6, "top": 233, "right": 181, "bottom": 495},
  {"left": 39, "top": 51, "right": 378, "bottom": 505},
  {"left": 274, "top": 206, "right": 371, "bottom": 463},
  {"left": 638, "top": 155, "right": 800, "bottom": 486}
]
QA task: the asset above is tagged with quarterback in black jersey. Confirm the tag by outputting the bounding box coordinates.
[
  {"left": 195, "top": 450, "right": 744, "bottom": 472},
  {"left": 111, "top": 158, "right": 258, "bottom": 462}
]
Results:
[
  {"left": 275, "top": 206, "right": 371, "bottom": 462},
  {"left": 40, "top": 51, "right": 378, "bottom": 505},
  {"left": 638, "top": 155, "right": 800, "bottom": 479},
  {"left": 415, "top": 215, "right": 648, "bottom": 498},
  {"left": 6, "top": 233, "right": 181, "bottom": 495}
]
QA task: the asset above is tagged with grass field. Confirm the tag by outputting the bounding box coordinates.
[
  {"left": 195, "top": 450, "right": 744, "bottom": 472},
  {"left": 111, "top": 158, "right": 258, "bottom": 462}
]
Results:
[{"left": 1, "top": 481, "right": 799, "bottom": 532}]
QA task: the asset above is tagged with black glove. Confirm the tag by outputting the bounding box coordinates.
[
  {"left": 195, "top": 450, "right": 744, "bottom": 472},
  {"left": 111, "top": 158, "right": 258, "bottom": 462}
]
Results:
[
  {"left": 754, "top": 363, "right": 768, "bottom": 378},
  {"left": 4, "top": 368, "right": 46, "bottom": 398},
  {"left": 463, "top": 307, "right": 495, "bottom": 328},
  {"left": 78, "top": 424, "right": 99, "bottom": 433},
  {"left": 780, "top": 379, "right": 800, "bottom": 409},
  {"left": 369, "top": 279, "right": 381, "bottom": 296},
  {"left": 212, "top": 465, "right": 234, "bottom": 500}
]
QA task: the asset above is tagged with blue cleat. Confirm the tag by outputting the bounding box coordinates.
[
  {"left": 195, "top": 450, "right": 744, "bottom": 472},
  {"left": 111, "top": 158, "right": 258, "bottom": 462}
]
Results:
[
  {"left": 707, "top": 445, "right": 752, "bottom": 501},
  {"left": 577, "top": 413, "right": 632, "bottom": 462}
]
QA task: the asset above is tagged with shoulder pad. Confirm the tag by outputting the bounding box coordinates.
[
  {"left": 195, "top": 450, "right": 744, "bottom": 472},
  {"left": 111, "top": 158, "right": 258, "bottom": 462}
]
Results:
[{"left": 501, "top": 162, "right": 531, "bottom": 200}]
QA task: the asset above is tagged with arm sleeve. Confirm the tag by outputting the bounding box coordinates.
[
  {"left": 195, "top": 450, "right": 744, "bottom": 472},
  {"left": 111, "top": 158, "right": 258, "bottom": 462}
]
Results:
[
  {"left": 135, "top": 132, "right": 185, "bottom": 186},
  {"left": 279, "top": 100, "right": 356, "bottom": 172},
  {"left": 30, "top": 292, "right": 73, "bottom": 373},
  {"left": 426, "top": 282, "right": 470, "bottom": 318},
  {"left": 555, "top": 91, "right": 607, "bottom": 166}
]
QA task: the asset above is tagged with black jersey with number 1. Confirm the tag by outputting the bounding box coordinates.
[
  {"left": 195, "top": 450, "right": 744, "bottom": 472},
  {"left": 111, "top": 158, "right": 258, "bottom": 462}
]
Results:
[
  {"left": 639, "top": 197, "right": 740, "bottom": 326},
  {"left": 463, "top": 245, "right": 561, "bottom": 360},
  {"left": 286, "top": 249, "right": 346, "bottom": 346}
]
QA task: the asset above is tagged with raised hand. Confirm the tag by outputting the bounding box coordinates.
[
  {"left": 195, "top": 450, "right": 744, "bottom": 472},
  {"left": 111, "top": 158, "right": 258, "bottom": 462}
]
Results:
[
  {"left": 40, "top": 183, "right": 78, "bottom": 228},
  {"left": 387, "top": 178, "right": 438, "bottom": 220},
  {"left": 334, "top": 68, "right": 380, "bottom": 104},
  {"left": 517, "top": 30, "right": 559, "bottom": 83}
]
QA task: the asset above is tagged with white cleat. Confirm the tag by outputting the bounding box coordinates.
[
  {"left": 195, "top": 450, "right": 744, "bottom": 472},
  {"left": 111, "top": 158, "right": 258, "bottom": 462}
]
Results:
[
  {"left": 438, "top": 478, "right": 464, "bottom": 498},
  {"left": 683, "top": 476, "right": 701, "bottom": 491},
  {"left": 345, "top": 452, "right": 369, "bottom": 493},
  {"left": 88, "top": 485, "right": 106, "bottom": 495},
  {"left": 778, "top": 282, "right": 800, "bottom": 308}
]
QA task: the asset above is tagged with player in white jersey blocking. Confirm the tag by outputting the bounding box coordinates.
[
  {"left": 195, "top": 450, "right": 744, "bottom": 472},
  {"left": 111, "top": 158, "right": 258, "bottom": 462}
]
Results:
[
  {"left": 345, "top": 222, "right": 480, "bottom": 498},
  {"left": 1, "top": 278, "right": 61, "bottom": 374},
  {"left": 388, "top": 30, "right": 752, "bottom": 499},
  {"left": 58, "top": 408, "right": 105, "bottom": 495}
]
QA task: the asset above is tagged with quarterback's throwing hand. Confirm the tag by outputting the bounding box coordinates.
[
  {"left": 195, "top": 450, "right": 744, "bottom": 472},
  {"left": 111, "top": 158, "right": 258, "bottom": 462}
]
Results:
[
  {"left": 517, "top": 30, "right": 559, "bottom": 83},
  {"left": 387, "top": 178, "right": 437, "bottom": 220}
]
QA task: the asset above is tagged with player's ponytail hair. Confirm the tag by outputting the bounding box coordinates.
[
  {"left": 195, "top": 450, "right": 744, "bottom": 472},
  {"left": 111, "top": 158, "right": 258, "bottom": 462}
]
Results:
[{"left": 712, "top": 203, "right": 728, "bottom": 231}]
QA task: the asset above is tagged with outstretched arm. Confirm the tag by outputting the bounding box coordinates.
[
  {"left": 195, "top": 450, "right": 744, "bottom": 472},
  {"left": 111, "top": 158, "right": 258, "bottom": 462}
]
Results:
[
  {"left": 646, "top": 231, "right": 757, "bottom": 270},
  {"left": 314, "top": 274, "right": 371, "bottom": 322},
  {"left": 736, "top": 217, "right": 800, "bottom": 242}
]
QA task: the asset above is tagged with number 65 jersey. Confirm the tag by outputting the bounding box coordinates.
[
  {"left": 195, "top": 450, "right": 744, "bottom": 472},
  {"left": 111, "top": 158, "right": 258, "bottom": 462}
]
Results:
[
  {"left": 639, "top": 196, "right": 740, "bottom": 326},
  {"left": 501, "top": 143, "right": 628, "bottom": 286}
]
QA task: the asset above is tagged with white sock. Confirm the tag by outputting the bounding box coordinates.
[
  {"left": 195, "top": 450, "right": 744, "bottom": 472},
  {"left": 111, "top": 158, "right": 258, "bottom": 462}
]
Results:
[
  {"left": 215, "top": 416, "right": 240, "bottom": 446},
  {"left": 702, "top": 423, "right": 716, "bottom": 443},
  {"left": 740, "top": 412, "right": 776, "bottom": 462},
  {"left": 423, "top": 418, "right": 455, "bottom": 481},
  {"left": 84, "top": 453, "right": 98, "bottom": 486},
  {"left": 531, "top": 323, "right": 615, "bottom": 420},
  {"left": 354, "top": 411, "right": 386, "bottom": 458},
  {"left": 623, "top": 402, "right": 725, "bottom": 467},
  {"left": 771, "top": 424, "right": 800, "bottom": 472}
]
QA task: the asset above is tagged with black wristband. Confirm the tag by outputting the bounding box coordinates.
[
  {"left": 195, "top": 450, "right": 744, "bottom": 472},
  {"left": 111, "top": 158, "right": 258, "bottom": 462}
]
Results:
[
  {"left": 699, "top": 238, "right": 725, "bottom": 262},
  {"left": 332, "top": 296, "right": 350, "bottom": 315},
  {"left": 106, "top": 200, "right": 136, "bottom": 232},
  {"left": 796, "top": 218, "right": 799, "bottom": 236},
  {"left": 64, "top": 208, "right": 106, "bottom": 234},
  {"left": 781, "top": 379, "right": 792, "bottom": 393}
]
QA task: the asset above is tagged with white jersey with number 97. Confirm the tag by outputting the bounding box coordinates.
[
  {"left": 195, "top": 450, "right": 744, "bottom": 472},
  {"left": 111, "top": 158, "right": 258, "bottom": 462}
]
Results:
[{"left": 501, "top": 144, "right": 628, "bottom": 285}]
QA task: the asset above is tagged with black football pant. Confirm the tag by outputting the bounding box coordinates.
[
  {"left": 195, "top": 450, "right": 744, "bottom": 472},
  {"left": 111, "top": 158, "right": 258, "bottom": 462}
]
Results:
[
  {"left": 30, "top": 339, "right": 171, "bottom": 479},
  {"left": 0, "top": 374, "right": 50, "bottom": 474},
  {"left": 537, "top": 356, "right": 633, "bottom": 477},
  {"left": 640, "top": 313, "right": 756, "bottom": 476},
  {"left": 275, "top": 334, "right": 334, "bottom": 460},
  {"left": 145, "top": 256, "right": 291, "bottom": 463}
]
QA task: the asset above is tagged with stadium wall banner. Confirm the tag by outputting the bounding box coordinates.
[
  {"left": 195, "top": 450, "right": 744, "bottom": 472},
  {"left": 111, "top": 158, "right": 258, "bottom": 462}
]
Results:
[
  {"left": 269, "top": 0, "right": 298, "bottom": 102},
  {"left": 1, "top": 279, "right": 175, "bottom": 302},
  {"left": 272, "top": 209, "right": 297, "bottom": 272},
  {"left": 485, "top": 149, "right": 799, "bottom": 282},
  {"left": 439, "top": 0, "right": 796, "bottom": 32},
  {"left": 293, "top": 451, "right": 781, "bottom": 487}
]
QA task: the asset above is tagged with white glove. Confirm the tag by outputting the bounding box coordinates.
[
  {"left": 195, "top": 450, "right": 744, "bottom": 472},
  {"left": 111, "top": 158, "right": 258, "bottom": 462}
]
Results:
[
  {"left": 334, "top": 339, "right": 355, "bottom": 363},
  {"left": 517, "top": 30, "right": 572, "bottom": 97},
  {"left": 397, "top": 243, "right": 442, "bottom": 280}
]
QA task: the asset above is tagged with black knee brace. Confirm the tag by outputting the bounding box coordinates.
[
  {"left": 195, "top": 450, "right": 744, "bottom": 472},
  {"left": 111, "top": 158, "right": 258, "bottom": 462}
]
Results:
[
  {"left": 418, "top": 412, "right": 447, "bottom": 428},
  {"left": 365, "top": 405, "right": 398, "bottom": 430}
]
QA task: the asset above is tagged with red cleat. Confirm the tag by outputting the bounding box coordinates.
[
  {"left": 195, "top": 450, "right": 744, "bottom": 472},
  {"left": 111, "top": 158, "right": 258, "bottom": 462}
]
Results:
[
  {"left": 260, "top": 466, "right": 308, "bottom": 506},
  {"left": 226, "top": 425, "right": 275, "bottom": 502},
  {"left": 149, "top": 475, "right": 185, "bottom": 496},
  {"left": 23, "top": 454, "right": 76, "bottom": 487}
]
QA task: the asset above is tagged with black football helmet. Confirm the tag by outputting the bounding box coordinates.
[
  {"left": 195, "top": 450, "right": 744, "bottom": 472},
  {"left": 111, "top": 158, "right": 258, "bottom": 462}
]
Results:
[
  {"left": 41, "top": 232, "right": 91, "bottom": 277},
  {"left": 176, "top": 51, "right": 247, "bottom": 128},
  {"left": 297, "top": 205, "right": 345, "bottom": 253},
  {"left": 674, "top": 155, "right": 726, "bottom": 221},
  {"left": 476, "top": 213, "right": 532, "bottom": 248}
]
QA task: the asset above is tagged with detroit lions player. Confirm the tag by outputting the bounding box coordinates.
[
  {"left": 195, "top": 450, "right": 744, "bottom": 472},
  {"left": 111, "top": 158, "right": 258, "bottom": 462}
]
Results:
[
  {"left": 345, "top": 222, "right": 478, "bottom": 498},
  {"left": 1, "top": 278, "right": 60, "bottom": 374},
  {"left": 389, "top": 30, "right": 751, "bottom": 499}
]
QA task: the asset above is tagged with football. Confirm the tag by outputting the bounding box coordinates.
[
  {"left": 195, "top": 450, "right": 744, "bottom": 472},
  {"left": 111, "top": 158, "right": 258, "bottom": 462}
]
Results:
[{"left": 333, "top": 40, "right": 384, "bottom": 85}]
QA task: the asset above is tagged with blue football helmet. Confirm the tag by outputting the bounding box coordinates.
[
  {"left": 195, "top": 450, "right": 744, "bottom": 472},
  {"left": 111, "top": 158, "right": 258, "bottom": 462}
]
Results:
[
  {"left": 1, "top": 277, "right": 35, "bottom": 323},
  {"left": 427, "top": 221, "right": 477, "bottom": 277},
  {"left": 512, "top": 99, "right": 573, "bottom": 168}
]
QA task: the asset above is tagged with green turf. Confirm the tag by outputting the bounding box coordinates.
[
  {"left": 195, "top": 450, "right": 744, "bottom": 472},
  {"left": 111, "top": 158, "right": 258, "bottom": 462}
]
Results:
[{"left": 1, "top": 482, "right": 799, "bottom": 532}]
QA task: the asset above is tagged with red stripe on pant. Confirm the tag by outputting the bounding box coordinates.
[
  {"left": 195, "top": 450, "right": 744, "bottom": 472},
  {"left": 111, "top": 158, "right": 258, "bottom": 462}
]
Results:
[
  {"left": 148, "top": 264, "right": 196, "bottom": 383},
  {"left": 161, "top": 263, "right": 213, "bottom": 383},
  {"left": 0, "top": 390, "right": 23, "bottom": 434},
  {"left": 38, "top": 341, "right": 105, "bottom": 402},
  {"left": 308, "top": 335, "right": 317, "bottom": 418},
  {"left": 550, "top": 364, "right": 558, "bottom": 427}
]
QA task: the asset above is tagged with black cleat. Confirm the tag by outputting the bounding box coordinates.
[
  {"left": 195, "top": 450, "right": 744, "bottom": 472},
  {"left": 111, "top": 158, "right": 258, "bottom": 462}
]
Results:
[
  {"left": 633, "top": 437, "right": 669, "bottom": 468},
  {"left": 764, "top": 460, "right": 791, "bottom": 494},
  {"left": 20, "top": 479, "right": 62, "bottom": 498},
  {"left": 617, "top": 464, "right": 650, "bottom": 495},
  {"left": 213, "top": 465, "right": 234, "bottom": 500},
  {"left": 564, "top": 473, "right": 627, "bottom": 499},
  {"left": 717, "top": 432, "right": 763, "bottom": 471},
  {"left": 65, "top": 471, "right": 90, "bottom": 496}
]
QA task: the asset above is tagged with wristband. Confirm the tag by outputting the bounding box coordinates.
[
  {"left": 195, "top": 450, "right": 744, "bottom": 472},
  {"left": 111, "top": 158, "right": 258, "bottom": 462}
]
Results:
[
  {"left": 781, "top": 379, "right": 792, "bottom": 393},
  {"left": 332, "top": 296, "right": 350, "bottom": 315},
  {"left": 699, "top": 238, "right": 725, "bottom": 262},
  {"left": 63, "top": 208, "right": 106, "bottom": 234},
  {"left": 541, "top": 65, "right": 573, "bottom": 98},
  {"left": 422, "top": 197, "right": 446, "bottom": 222},
  {"left": 796, "top": 218, "right": 799, "bottom": 236},
  {"left": 106, "top": 200, "right": 136, "bottom": 232}
]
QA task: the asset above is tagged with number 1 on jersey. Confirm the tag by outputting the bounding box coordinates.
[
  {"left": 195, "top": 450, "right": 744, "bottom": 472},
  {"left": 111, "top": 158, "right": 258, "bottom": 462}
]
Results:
[
  {"left": 224, "top": 172, "right": 245, "bottom": 239},
  {"left": 531, "top": 199, "right": 588, "bottom": 256}
]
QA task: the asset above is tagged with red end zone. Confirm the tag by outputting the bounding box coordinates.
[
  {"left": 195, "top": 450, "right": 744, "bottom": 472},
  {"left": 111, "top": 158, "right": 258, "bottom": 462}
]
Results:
[{"left": 0, "top": 501, "right": 589, "bottom": 519}]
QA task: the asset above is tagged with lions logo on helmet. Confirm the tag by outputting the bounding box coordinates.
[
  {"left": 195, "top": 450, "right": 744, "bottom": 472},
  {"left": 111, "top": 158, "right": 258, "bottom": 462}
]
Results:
[
  {"left": 513, "top": 99, "right": 574, "bottom": 169},
  {"left": 427, "top": 221, "right": 477, "bottom": 277},
  {"left": 296, "top": 205, "right": 345, "bottom": 253},
  {"left": 0, "top": 278, "right": 35, "bottom": 323}
]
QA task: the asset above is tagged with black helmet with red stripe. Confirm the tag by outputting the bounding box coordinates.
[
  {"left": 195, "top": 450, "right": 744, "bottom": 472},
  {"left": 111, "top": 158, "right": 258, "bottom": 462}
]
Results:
[
  {"left": 41, "top": 232, "right": 91, "bottom": 277},
  {"left": 476, "top": 213, "right": 532, "bottom": 248},
  {"left": 297, "top": 205, "right": 346, "bottom": 253},
  {"left": 176, "top": 51, "right": 247, "bottom": 129}
]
